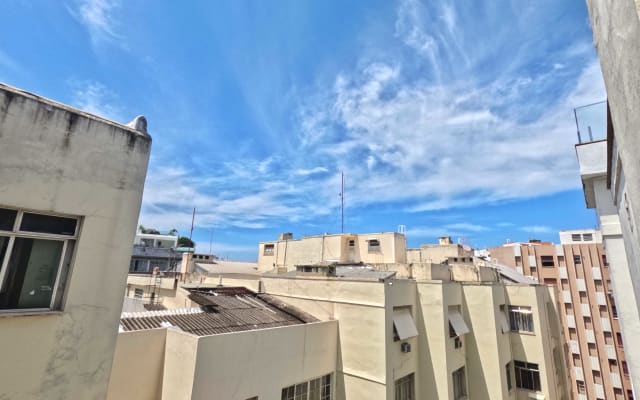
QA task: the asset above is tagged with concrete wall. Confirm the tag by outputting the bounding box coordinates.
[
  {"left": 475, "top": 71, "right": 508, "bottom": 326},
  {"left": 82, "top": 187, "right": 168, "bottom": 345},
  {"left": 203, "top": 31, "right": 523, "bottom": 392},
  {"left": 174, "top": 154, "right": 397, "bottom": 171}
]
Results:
[
  {"left": 0, "top": 84, "right": 150, "bottom": 399},
  {"left": 106, "top": 329, "right": 166, "bottom": 400}
]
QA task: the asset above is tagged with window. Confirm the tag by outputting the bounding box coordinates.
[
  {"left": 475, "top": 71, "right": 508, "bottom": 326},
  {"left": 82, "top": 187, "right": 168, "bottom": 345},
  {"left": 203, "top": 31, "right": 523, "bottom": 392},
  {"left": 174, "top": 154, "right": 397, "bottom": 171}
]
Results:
[
  {"left": 505, "top": 362, "right": 513, "bottom": 391},
  {"left": 628, "top": 390, "right": 634, "bottom": 400},
  {"left": 603, "top": 255, "right": 609, "bottom": 267},
  {"left": 574, "top": 255, "right": 582, "bottom": 264},
  {"left": 540, "top": 256, "right": 555, "bottom": 267},
  {"left": 246, "top": 397, "right": 258, "bottom": 400},
  {"left": 583, "top": 233, "right": 593, "bottom": 241},
  {"left": 134, "top": 288, "right": 144, "bottom": 298},
  {"left": 282, "top": 374, "right": 331, "bottom": 400},
  {"left": 623, "top": 362, "right": 629, "bottom": 377},
  {"left": 508, "top": 306, "right": 534, "bottom": 333},
  {"left": 577, "top": 381, "right": 586, "bottom": 394},
  {"left": 616, "top": 332, "right": 624, "bottom": 347},
  {"left": 394, "top": 373, "right": 414, "bottom": 400},
  {"left": 514, "top": 360, "right": 541, "bottom": 391},
  {"left": 393, "top": 306, "right": 418, "bottom": 341},
  {"left": 0, "top": 208, "right": 78, "bottom": 311},
  {"left": 448, "top": 306, "right": 470, "bottom": 336},
  {"left": 609, "top": 295, "right": 619, "bottom": 319},
  {"left": 348, "top": 239, "right": 355, "bottom": 247},
  {"left": 572, "top": 234, "right": 582, "bottom": 242},
  {"left": 453, "top": 367, "right": 466, "bottom": 399},
  {"left": 263, "top": 244, "right": 274, "bottom": 255},
  {"left": 368, "top": 239, "right": 380, "bottom": 252}
]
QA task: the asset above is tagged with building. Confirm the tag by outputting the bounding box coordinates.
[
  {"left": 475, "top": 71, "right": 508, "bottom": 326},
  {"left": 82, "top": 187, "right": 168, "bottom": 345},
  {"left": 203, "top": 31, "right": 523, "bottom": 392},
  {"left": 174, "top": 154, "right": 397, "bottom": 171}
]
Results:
[
  {"left": 489, "top": 229, "right": 633, "bottom": 400},
  {"left": 574, "top": 0, "right": 640, "bottom": 393},
  {"left": 130, "top": 233, "right": 180, "bottom": 272},
  {"left": 109, "top": 250, "right": 571, "bottom": 400},
  {"left": 407, "top": 236, "right": 473, "bottom": 264},
  {"left": 257, "top": 232, "right": 407, "bottom": 272},
  {"left": 0, "top": 83, "right": 151, "bottom": 399}
]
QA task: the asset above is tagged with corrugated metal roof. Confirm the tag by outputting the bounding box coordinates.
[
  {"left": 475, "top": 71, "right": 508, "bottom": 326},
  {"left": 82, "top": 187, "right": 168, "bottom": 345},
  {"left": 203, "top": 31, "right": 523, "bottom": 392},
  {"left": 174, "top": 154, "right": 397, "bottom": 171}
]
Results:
[{"left": 120, "top": 287, "right": 311, "bottom": 336}]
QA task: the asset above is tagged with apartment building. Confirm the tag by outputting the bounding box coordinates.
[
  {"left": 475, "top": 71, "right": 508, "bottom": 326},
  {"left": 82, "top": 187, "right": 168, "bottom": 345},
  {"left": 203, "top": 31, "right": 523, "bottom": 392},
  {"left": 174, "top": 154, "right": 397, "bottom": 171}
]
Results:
[
  {"left": 131, "top": 233, "right": 180, "bottom": 272},
  {"left": 110, "top": 256, "right": 570, "bottom": 400},
  {"left": 257, "top": 232, "right": 407, "bottom": 272},
  {"left": 489, "top": 229, "right": 633, "bottom": 400},
  {"left": 0, "top": 83, "right": 151, "bottom": 399}
]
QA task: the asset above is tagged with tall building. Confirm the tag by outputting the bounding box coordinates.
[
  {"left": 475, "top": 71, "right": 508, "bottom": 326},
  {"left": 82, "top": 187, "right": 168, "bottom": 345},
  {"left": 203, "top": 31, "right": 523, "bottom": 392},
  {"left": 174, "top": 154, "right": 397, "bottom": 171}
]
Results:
[
  {"left": 0, "top": 83, "right": 151, "bottom": 399},
  {"left": 489, "top": 229, "right": 633, "bottom": 400},
  {"left": 577, "top": 0, "right": 640, "bottom": 392}
]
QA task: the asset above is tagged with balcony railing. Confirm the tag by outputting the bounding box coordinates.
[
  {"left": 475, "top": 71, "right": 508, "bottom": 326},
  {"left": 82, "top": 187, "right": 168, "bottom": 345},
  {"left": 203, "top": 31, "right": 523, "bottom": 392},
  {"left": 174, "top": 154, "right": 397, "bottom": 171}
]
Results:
[{"left": 574, "top": 100, "right": 607, "bottom": 144}]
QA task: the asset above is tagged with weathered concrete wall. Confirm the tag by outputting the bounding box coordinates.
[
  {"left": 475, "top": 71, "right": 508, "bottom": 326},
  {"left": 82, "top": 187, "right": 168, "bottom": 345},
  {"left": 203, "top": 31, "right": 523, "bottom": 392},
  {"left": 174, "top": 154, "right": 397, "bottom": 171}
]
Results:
[{"left": 0, "top": 84, "right": 151, "bottom": 399}]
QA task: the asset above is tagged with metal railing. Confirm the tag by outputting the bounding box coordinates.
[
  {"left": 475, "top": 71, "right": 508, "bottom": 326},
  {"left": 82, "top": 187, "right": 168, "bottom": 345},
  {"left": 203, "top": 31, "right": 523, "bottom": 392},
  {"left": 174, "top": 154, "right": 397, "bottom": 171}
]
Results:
[{"left": 574, "top": 100, "right": 607, "bottom": 144}]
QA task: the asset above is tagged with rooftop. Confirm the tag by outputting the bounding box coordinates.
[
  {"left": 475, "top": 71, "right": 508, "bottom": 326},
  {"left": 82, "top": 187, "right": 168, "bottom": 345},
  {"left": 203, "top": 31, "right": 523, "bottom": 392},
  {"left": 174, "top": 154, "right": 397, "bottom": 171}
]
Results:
[{"left": 119, "top": 287, "right": 316, "bottom": 336}]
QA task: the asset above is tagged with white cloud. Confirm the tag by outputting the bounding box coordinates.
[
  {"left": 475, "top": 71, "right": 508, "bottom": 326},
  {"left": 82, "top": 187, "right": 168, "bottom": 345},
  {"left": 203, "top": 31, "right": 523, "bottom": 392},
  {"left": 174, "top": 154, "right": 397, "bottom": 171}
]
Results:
[
  {"left": 69, "top": 0, "right": 124, "bottom": 48},
  {"left": 295, "top": 167, "right": 329, "bottom": 176},
  {"left": 69, "top": 80, "right": 124, "bottom": 122},
  {"left": 520, "top": 225, "right": 554, "bottom": 234}
]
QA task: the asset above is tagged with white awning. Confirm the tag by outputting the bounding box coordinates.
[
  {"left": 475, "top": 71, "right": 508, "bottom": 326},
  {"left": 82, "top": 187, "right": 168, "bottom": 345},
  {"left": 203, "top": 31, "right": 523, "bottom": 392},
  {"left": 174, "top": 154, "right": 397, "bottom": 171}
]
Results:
[
  {"left": 448, "top": 308, "right": 470, "bottom": 336},
  {"left": 393, "top": 308, "right": 418, "bottom": 340},
  {"left": 499, "top": 311, "right": 510, "bottom": 333}
]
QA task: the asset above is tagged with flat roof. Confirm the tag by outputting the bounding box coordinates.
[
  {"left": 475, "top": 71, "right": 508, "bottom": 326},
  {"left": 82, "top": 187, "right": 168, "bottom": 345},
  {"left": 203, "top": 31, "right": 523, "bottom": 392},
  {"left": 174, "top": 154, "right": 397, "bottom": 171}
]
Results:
[
  {"left": 259, "top": 231, "right": 402, "bottom": 244},
  {"left": 119, "top": 287, "right": 315, "bottom": 336}
]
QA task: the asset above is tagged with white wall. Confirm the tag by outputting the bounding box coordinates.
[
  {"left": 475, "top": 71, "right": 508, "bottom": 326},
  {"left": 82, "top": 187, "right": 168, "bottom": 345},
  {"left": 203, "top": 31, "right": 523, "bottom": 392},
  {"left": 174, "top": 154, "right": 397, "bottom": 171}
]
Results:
[{"left": 0, "top": 84, "right": 150, "bottom": 399}]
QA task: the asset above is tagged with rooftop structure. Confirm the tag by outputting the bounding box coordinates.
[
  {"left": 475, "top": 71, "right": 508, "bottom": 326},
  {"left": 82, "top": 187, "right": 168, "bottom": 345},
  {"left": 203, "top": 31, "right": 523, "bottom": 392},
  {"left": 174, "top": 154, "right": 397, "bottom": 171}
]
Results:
[{"left": 0, "top": 83, "right": 151, "bottom": 399}]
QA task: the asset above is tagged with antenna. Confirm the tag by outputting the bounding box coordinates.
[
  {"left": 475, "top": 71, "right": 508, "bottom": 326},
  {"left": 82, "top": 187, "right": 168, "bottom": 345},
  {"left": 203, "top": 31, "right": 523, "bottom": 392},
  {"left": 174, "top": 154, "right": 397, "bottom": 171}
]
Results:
[
  {"left": 340, "top": 171, "right": 345, "bottom": 233},
  {"left": 189, "top": 207, "right": 196, "bottom": 251}
]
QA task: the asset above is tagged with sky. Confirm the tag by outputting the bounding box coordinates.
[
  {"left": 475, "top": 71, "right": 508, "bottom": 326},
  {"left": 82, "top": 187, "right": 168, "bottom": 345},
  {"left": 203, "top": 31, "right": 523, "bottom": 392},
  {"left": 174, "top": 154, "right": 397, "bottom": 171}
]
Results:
[{"left": 0, "top": 0, "right": 606, "bottom": 260}]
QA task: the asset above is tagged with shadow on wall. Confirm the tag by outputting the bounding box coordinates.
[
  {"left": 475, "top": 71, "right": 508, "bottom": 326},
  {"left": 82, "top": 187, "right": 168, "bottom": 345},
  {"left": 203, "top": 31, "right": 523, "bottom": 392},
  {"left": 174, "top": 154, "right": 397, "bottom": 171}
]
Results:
[{"left": 415, "top": 289, "right": 438, "bottom": 398}]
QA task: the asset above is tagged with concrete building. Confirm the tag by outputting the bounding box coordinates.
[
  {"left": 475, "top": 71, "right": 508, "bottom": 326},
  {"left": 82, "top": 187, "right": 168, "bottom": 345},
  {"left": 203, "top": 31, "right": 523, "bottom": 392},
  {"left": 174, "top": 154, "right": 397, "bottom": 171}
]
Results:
[
  {"left": 109, "top": 257, "right": 571, "bottom": 400},
  {"left": 489, "top": 230, "right": 634, "bottom": 400},
  {"left": 574, "top": 0, "right": 640, "bottom": 393},
  {"left": 0, "top": 83, "right": 151, "bottom": 399},
  {"left": 258, "top": 232, "right": 407, "bottom": 272},
  {"left": 407, "top": 236, "right": 473, "bottom": 264}
]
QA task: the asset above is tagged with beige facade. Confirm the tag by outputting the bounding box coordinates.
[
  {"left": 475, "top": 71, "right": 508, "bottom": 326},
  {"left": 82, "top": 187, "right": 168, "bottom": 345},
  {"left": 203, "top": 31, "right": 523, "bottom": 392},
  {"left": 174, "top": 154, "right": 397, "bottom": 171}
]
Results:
[
  {"left": 0, "top": 84, "right": 151, "bottom": 399},
  {"left": 113, "top": 264, "right": 572, "bottom": 400},
  {"left": 257, "top": 232, "right": 407, "bottom": 272},
  {"left": 407, "top": 236, "right": 473, "bottom": 264},
  {"left": 576, "top": 1, "right": 640, "bottom": 394},
  {"left": 489, "top": 231, "right": 633, "bottom": 400}
]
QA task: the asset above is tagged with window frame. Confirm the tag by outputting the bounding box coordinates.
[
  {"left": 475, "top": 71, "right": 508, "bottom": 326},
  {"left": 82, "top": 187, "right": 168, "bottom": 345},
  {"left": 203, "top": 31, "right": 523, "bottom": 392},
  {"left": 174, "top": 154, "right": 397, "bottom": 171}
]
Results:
[
  {"left": 0, "top": 207, "right": 79, "bottom": 313},
  {"left": 508, "top": 306, "right": 534, "bottom": 333},
  {"left": 452, "top": 366, "right": 467, "bottom": 400},
  {"left": 394, "top": 372, "right": 415, "bottom": 400},
  {"left": 514, "top": 360, "right": 541, "bottom": 392},
  {"left": 263, "top": 244, "right": 275, "bottom": 256},
  {"left": 282, "top": 373, "right": 332, "bottom": 400}
]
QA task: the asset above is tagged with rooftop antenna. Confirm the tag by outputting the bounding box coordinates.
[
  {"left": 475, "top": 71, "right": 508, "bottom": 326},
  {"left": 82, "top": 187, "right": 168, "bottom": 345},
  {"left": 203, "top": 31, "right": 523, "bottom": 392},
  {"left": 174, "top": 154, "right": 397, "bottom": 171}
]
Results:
[
  {"left": 339, "top": 171, "right": 345, "bottom": 233},
  {"left": 189, "top": 207, "right": 196, "bottom": 252}
]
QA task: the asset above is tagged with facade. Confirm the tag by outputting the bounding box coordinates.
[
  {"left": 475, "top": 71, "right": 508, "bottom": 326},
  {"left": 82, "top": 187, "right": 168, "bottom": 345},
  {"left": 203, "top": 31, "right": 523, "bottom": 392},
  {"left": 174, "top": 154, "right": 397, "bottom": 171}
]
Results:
[
  {"left": 407, "top": 236, "right": 473, "bottom": 264},
  {"left": 130, "top": 233, "right": 180, "bottom": 272},
  {"left": 576, "top": 0, "right": 640, "bottom": 392},
  {"left": 109, "top": 261, "right": 571, "bottom": 400},
  {"left": 489, "top": 230, "right": 634, "bottom": 400},
  {"left": 257, "top": 232, "right": 407, "bottom": 272},
  {"left": 0, "top": 83, "right": 151, "bottom": 399}
]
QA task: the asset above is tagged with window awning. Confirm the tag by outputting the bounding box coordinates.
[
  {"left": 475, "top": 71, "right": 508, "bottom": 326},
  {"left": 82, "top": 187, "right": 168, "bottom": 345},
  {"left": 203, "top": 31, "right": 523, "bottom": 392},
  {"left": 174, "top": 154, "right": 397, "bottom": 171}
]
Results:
[
  {"left": 499, "top": 311, "right": 510, "bottom": 333},
  {"left": 448, "top": 309, "right": 470, "bottom": 336},
  {"left": 393, "top": 308, "right": 418, "bottom": 340}
]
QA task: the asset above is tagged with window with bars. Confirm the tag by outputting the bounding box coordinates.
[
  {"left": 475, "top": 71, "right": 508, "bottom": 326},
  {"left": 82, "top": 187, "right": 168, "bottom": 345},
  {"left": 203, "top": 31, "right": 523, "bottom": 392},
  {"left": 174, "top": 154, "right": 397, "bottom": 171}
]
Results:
[
  {"left": 452, "top": 367, "right": 466, "bottom": 399},
  {"left": 281, "top": 374, "right": 331, "bottom": 400},
  {"left": 394, "top": 373, "right": 414, "bottom": 400},
  {"left": 0, "top": 207, "right": 78, "bottom": 311},
  {"left": 514, "top": 361, "right": 541, "bottom": 391},
  {"left": 508, "top": 306, "right": 534, "bottom": 333}
]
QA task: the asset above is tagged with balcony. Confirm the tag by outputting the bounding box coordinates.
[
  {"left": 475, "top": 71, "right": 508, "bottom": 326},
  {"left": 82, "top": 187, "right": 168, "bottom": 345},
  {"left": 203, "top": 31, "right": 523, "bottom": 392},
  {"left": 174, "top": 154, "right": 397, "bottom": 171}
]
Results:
[
  {"left": 559, "top": 267, "right": 568, "bottom": 279},
  {"left": 566, "top": 315, "right": 576, "bottom": 328},
  {"left": 563, "top": 291, "right": 572, "bottom": 304},
  {"left": 590, "top": 356, "right": 600, "bottom": 371},
  {"left": 592, "top": 267, "right": 603, "bottom": 280},
  {"left": 596, "top": 292, "right": 607, "bottom": 306},
  {"left": 594, "top": 383, "right": 605, "bottom": 399},
  {"left": 582, "top": 303, "right": 592, "bottom": 317},
  {"left": 577, "top": 278, "right": 587, "bottom": 292},
  {"left": 611, "top": 372, "right": 622, "bottom": 388},
  {"left": 574, "top": 101, "right": 607, "bottom": 144},
  {"left": 570, "top": 340, "right": 580, "bottom": 354},
  {"left": 601, "top": 317, "right": 612, "bottom": 332},
  {"left": 574, "top": 366, "right": 584, "bottom": 381},
  {"left": 606, "top": 345, "right": 617, "bottom": 359},
  {"left": 586, "top": 329, "right": 596, "bottom": 343}
]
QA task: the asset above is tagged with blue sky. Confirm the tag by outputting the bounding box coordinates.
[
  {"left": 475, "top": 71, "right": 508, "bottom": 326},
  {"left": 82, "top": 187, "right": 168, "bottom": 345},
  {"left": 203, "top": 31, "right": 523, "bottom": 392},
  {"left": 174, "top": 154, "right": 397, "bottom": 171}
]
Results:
[{"left": 0, "top": 0, "right": 605, "bottom": 260}]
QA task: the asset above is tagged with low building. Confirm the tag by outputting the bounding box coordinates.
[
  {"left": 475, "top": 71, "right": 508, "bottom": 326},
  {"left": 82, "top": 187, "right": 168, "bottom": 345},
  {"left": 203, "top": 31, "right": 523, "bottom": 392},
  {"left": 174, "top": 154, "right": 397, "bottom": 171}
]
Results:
[
  {"left": 110, "top": 247, "right": 571, "bottom": 400},
  {"left": 0, "top": 83, "right": 151, "bottom": 399},
  {"left": 407, "top": 236, "right": 473, "bottom": 264},
  {"left": 130, "top": 233, "right": 180, "bottom": 272},
  {"left": 488, "top": 230, "right": 634, "bottom": 400},
  {"left": 257, "top": 232, "right": 407, "bottom": 272}
]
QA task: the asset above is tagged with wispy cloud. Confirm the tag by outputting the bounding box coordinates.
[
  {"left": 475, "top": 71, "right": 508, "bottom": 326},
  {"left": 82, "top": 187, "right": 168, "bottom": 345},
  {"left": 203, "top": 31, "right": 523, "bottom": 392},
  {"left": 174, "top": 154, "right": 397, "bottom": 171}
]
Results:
[
  {"left": 68, "top": 0, "right": 124, "bottom": 48},
  {"left": 69, "top": 80, "right": 124, "bottom": 122},
  {"left": 520, "top": 225, "right": 554, "bottom": 234},
  {"left": 406, "top": 222, "right": 489, "bottom": 239},
  {"left": 295, "top": 167, "right": 329, "bottom": 176}
]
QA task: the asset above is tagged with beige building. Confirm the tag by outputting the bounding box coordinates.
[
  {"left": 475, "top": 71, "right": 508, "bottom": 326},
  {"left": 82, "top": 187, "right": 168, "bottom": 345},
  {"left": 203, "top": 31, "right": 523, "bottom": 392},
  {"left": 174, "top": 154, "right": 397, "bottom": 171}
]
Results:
[
  {"left": 0, "top": 83, "right": 151, "bottom": 399},
  {"left": 407, "top": 236, "right": 473, "bottom": 264},
  {"left": 257, "top": 232, "right": 407, "bottom": 272},
  {"left": 489, "top": 230, "right": 633, "bottom": 400},
  {"left": 575, "top": 0, "right": 640, "bottom": 393},
  {"left": 109, "top": 255, "right": 570, "bottom": 400}
]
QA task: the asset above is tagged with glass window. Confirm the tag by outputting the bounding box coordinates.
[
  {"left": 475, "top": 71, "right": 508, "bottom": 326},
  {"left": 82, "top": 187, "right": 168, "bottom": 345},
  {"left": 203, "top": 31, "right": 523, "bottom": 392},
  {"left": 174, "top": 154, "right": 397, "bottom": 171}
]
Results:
[
  {"left": 506, "top": 362, "right": 512, "bottom": 391},
  {"left": 368, "top": 239, "right": 381, "bottom": 252},
  {"left": 540, "top": 256, "right": 555, "bottom": 267},
  {"left": 263, "top": 244, "right": 274, "bottom": 255},
  {"left": 509, "top": 306, "right": 534, "bottom": 333},
  {"left": 395, "top": 373, "right": 414, "bottom": 400},
  {"left": 574, "top": 255, "right": 582, "bottom": 264},
  {"left": 282, "top": 374, "right": 331, "bottom": 400},
  {"left": 20, "top": 213, "right": 77, "bottom": 236},
  {"left": 453, "top": 367, "right": 466, "bottom": 399},
  {"left": 0, "top": 208, "right": 17, "bottom": 231},
  {"left": 514, "top": 360, "right": 541, "bottom": 391}
]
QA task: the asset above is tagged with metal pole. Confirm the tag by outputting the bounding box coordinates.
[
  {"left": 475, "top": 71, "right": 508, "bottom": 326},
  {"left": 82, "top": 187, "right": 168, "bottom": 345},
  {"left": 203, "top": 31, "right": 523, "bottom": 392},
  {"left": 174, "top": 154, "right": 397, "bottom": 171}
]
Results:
[
  {"left": 189, "top": 207, "right": 195, "bottom": 251},
  {"left": 341, "top": 171, "right": 344, "bottom": 233}
]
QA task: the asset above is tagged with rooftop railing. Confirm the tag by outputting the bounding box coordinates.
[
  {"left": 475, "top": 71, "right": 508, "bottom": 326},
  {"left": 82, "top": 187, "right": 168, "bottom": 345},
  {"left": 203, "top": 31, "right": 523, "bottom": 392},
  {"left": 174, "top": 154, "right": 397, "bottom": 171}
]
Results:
[{"left": 574, "top": 100, "right": 607, "bottom": 144}]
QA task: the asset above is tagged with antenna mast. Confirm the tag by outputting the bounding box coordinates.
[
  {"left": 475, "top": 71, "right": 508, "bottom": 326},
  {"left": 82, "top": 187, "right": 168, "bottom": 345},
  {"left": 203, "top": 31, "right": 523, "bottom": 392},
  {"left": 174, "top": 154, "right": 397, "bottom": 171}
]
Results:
[
  {"left": 341, "top": 171, "right": 344, "bottom": 233},
  {"left": 189, "top": 207, "right": 196, "bottom": 251}
]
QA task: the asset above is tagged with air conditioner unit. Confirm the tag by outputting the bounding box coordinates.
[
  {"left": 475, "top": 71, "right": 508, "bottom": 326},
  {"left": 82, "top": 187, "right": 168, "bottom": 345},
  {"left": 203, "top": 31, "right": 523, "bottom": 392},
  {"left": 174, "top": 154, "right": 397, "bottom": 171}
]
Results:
[{"left": 400, "top": 342, "right": 411, "bottom": 353}]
